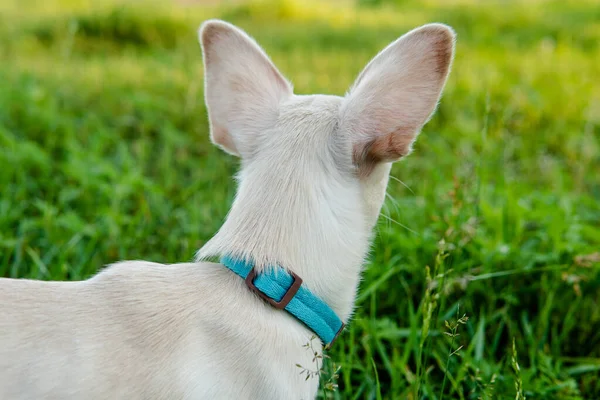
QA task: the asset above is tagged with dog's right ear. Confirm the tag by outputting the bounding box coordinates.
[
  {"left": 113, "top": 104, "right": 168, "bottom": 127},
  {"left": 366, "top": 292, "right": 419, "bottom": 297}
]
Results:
[
  {"left": 340, "top": 24, "right": 455, "bottom": 176},
  {"left": 199, "top": 20, "right": 293, "bottom": 157}
]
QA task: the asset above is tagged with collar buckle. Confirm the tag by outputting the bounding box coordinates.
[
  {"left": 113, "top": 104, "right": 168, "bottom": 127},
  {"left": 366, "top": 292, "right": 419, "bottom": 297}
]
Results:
[{"left": 245, "top": 267, "right": 303, "bottom": 310}]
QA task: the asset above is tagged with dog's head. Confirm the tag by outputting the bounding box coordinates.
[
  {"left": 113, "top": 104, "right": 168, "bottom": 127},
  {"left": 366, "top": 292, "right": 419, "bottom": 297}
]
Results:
[{"left": 199, "top": 20, "right": 454, "bottom": 232}]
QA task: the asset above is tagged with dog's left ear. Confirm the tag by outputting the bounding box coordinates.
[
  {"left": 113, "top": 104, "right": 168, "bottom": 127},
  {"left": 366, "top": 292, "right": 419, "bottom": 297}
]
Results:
[
  {"left": 340, "top": 24, "right": 455, "bottom": 174},
  {"left": 199, "top": 20, "right": 293, "bottom": 157}
]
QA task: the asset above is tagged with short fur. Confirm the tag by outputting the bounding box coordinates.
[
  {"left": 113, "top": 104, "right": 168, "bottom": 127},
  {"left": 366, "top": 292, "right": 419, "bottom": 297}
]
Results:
[{"left": 0, "top": 20, "right": 455, "bottom": 399}]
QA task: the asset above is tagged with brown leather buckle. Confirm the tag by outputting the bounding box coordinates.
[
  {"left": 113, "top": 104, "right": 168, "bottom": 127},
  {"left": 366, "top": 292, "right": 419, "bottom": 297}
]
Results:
[
  {"left": 325, "top": 322, "right": 345, "bottom": 349},
  {"left": 245, "top": 268, "right": 303, "bottom": 310}
]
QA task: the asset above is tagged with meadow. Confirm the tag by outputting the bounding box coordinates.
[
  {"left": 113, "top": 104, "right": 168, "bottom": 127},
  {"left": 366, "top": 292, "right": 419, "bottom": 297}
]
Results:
[{"left": 1, "top": 0, "right": 599, "bottom": 398}]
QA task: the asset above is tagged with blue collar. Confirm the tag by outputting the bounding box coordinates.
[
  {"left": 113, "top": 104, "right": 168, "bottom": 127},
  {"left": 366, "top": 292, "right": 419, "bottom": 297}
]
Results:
[{"left": 220, "top": 256, "right": 345, "bottom": 348}]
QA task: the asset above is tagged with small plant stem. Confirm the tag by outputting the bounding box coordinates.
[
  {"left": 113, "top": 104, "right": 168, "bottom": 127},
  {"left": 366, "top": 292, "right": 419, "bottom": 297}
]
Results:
[{"left": 440, "top": 328, "right": 456, "bottom": 400}]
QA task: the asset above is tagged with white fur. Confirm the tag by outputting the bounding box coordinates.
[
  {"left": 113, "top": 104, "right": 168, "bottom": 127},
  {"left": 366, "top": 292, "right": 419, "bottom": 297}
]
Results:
[{"left": 0, "top": 20, "right": 455, "bottom": 400}]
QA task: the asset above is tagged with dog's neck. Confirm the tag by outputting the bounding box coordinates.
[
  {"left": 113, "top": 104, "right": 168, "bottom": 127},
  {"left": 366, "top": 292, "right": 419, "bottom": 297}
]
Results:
[{"left": 196, "top": 160, "right": 380, "bottom": 321}]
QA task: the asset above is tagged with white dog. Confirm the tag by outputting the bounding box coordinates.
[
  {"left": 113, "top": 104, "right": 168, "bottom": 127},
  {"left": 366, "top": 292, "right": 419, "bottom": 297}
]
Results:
[{"left": 0, "top": 19, "right": 455, "bottom": 399}]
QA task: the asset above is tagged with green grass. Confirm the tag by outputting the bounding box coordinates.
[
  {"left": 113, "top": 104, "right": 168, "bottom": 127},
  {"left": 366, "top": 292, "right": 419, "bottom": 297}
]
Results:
[{"left": 1, "top": 0, "right": 599, "bottom": 398}]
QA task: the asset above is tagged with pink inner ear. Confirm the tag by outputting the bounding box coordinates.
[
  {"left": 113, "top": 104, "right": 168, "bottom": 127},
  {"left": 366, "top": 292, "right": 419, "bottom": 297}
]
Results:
[
  {"left": 362, "top": 104, "right": 420, "bottom": 162},
  {"left": 212, "top": 123, "right": 239, "bottom": 155},
  {"left": 368, "top": 127, "right": 415, "bottom": 161},
  {"left": 353, "top": 126, "right": 415, "bottom": 177}
]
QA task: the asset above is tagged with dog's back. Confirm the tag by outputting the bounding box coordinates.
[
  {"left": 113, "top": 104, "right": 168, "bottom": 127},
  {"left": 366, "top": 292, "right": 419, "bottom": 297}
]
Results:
[
  {"left": 0, "top": 262, "right": 318, "bottom": 399},
  {"left": 1, "top": 278, "right": 86, "bottom": 398},
  {"left": 1, "top": 262, "right": 200, "bottom": 399}
]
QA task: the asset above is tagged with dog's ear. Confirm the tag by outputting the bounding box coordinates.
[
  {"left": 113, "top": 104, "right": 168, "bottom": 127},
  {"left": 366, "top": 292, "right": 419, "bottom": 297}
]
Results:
[
  {"left": 340, "top": 24, "right": 455, "bottom": 174},
  {"left": 199, "top": 20, "right": 292, "bottom": 157}
]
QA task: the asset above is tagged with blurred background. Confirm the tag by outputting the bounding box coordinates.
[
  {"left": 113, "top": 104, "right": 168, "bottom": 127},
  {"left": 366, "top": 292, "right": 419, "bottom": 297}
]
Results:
[{"left": 1, "top": 0, "right": 599, "bottom": 398}]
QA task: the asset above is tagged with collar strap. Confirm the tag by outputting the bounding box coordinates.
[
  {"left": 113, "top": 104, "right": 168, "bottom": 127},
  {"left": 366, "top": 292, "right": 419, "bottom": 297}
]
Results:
[{"left": 221, "top": 256, "right": 345, "bottom": 348}]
